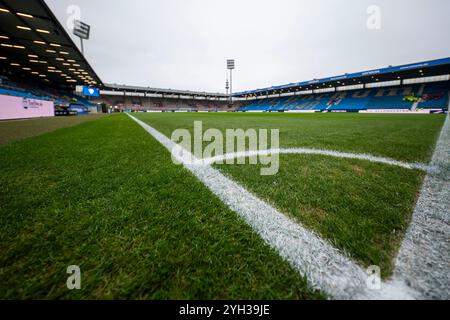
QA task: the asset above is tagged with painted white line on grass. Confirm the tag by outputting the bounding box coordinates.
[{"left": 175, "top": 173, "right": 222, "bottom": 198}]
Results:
[
  {"left": 126, "top": 113, "right": 418, "bottom": 300},
  {"left": 202, "top": 148, "right": 430, "bottom": 171},
  {"left": 393, "top": 114, "right": 450, "bottom": 300}
]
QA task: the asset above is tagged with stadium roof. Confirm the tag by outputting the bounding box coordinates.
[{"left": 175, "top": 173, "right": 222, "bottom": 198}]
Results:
[
  {"left": 103, "top": 83, "right": 229, "bottom": 99},
  {"left": 0, "top": 0, "right": 102, "bottom": 88},
  {"left": 234, "top": 57, "right": 450, "bottom": 98}
]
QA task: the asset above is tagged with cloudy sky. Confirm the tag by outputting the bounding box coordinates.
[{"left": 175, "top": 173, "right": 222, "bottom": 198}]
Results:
[{"left": 45, "top": 0, "right": 450, "bottom": 93}]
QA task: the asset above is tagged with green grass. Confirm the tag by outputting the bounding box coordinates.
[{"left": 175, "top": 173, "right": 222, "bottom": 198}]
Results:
[
  {"left": 133, "top": 112, "right": 445, "bottom": 278},
  {"left": 134, "top": 112, "right": 445, "bottom": 163},
  {"left": 215, "top": 155, "right": 424, "bottom": 278},
  {"left": 0, "top": 112, "right": 445, "bottom": 299},
  {"left": 0, "top": 114, "right": 106, "bottom": 145},
  {"left": 0, "top": 114, "right": 322, "bottom": 299}
]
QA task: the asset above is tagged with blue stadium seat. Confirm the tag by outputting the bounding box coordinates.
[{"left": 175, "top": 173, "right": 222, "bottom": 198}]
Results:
[
  {"left": 239, "top": 83, "right": 450, "bottom": 112},
  {"left": 417, "top": 82, "right": 449, "bottom": 110}
]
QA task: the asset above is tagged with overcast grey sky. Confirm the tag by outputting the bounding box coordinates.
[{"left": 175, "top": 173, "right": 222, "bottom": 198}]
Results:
[{"left": 45, "top": 0, "right": 450, "bottom": 93}]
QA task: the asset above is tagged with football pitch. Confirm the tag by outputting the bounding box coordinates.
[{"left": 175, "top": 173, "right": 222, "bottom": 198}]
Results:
[{"left": 0, "top": 112, "right": 447, "bottom": 299}]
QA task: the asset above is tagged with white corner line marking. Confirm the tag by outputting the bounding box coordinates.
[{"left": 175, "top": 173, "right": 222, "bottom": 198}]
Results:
[
  {"left": 202, "top": 148, "right": 430, "bottom": 172},
  {"left": 126, "top": 113, "right": 436, "bottom": 300},
  {"left": 392, "top": 114, "right": 450, "bottom": 299}
]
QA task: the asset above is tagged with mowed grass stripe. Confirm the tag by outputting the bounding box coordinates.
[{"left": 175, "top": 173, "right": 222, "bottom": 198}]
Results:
[
  {"left": 0, "top": 114, "right": 107, "bottom": 145},
  {"left": 0, "top": 114, "right": 323, "bottom": 299}
]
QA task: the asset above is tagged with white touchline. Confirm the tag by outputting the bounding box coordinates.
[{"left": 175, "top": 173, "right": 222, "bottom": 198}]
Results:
[
  {"left": 202, "top": 148, "right": 430, "bottom": 172},
  {"left": 392, "top": 114, "right": 450, "bottom": 300},
  {"left": 126, "top": 113, "right": 448, "bottom": 300}
]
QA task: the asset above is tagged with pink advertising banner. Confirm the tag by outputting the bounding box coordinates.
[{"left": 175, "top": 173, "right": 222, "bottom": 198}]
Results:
[{"left": 0, "top": 94, "right": 54, "bottom": 120}]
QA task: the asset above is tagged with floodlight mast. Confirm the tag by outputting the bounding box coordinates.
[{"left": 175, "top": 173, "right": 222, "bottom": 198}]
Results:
[
  {"left": 73, "top": 20, "right": 91, "bottom": 56},
  {"left": 227, "top": 59, "right": 235, "bottom": 104}
]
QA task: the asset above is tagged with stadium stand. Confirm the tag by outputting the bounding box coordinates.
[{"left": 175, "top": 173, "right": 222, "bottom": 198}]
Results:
[
  {"left": 94, "top": 95, "right": 240, "bottom": 112},
  {"left": 239, "top": 82, "right": 450, "bottom": 112},
  {"left": 0, "top": 0, "right": 449, "bottom": 117},
  {"left": 0, "top": 75, "right": 101, "bottom": 117},
  {"left": 1, "top": 79, "right": 65, "bottom": 105},
  {"left": 2, "top": 74, "right": 447, "bottom": 117},
  {"left": 417, "top": 82, "right": 450, "bottom": 110}
]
